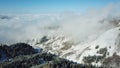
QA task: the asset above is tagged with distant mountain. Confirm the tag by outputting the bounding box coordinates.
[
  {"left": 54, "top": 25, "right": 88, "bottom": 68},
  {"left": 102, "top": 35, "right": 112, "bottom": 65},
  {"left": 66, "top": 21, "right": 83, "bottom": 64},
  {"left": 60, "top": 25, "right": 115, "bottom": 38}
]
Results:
[{"left": 0, "top": 15, "right": 11, "bottom": 20}]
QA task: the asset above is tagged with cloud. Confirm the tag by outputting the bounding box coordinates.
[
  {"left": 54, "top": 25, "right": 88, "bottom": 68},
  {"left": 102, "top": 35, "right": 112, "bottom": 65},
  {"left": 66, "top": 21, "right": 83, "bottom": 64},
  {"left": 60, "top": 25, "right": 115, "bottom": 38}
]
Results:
[
  {"left": 0, "top": 3, "right": 120, "bottom": 44},
  {"left": 57, "top": 3, "right": 120, "bottom": 43}
]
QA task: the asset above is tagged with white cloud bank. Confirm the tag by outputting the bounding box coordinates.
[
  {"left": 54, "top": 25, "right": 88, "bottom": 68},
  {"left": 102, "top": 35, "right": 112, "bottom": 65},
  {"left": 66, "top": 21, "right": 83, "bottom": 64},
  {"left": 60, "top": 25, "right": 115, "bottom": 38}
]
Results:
[{"left": 0, "top": 3, "right": 120, "bottom": 44}]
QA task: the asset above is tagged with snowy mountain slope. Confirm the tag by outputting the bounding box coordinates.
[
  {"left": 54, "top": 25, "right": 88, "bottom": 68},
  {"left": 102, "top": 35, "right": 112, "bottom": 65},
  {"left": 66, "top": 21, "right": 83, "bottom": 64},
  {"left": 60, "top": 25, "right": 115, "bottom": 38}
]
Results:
[
  {"left": 28, "top": 24, "right": 120, "bottom": 65},
  {"left": 70, "top": 26, "right": 120, "bottom": 63}
]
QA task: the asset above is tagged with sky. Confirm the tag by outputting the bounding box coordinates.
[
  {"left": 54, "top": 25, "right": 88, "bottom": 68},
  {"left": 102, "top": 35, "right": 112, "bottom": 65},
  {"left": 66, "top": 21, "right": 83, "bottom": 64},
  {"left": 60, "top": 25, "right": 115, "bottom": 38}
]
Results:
[{"left": 0, "top": 0, "right": 120, "bottom": 14}]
